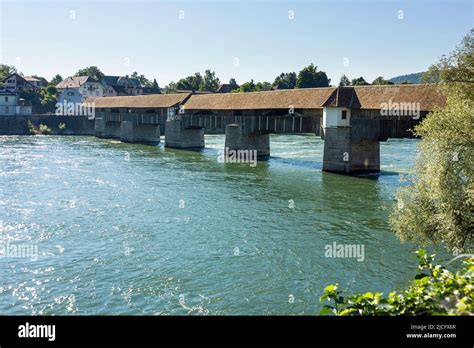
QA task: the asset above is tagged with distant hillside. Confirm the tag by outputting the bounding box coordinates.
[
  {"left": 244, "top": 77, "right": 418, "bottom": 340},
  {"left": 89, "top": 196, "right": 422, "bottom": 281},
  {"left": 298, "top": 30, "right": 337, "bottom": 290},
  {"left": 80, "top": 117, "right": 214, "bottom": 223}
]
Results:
[{"left": 389, "top": 72, "right": 425, "bottom": 84}]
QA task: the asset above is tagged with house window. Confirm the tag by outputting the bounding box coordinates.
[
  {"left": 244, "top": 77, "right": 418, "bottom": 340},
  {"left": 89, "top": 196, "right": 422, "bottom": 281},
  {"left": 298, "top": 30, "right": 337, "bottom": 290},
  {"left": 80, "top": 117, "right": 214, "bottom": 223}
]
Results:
[
  {"left": 5, "top": 97, "right": 8, "bottom": 102},
  {"left": 341, "top": 110, "right": 347, "bottom": 120},
  {"left": 96, "top": 91, "right": 99, "bottom": 96}
]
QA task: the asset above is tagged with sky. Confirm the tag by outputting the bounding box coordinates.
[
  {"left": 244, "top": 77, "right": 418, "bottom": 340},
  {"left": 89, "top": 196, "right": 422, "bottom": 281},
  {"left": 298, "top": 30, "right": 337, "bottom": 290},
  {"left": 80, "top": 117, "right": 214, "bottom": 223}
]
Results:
[{"left": 0, "top": 0, "right": 472, "bottom": 86}]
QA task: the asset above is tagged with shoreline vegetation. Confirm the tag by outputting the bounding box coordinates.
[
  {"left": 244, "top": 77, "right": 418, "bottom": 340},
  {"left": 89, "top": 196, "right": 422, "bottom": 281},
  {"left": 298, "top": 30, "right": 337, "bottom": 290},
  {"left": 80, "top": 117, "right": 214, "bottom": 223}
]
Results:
[{"left": 320, "top": 30, "right": 473, "bottom": 316}]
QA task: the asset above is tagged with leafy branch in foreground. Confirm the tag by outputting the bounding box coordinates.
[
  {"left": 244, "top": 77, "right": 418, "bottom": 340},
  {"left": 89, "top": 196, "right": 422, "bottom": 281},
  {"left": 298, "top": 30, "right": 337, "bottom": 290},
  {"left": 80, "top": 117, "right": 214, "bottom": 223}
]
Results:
[
  {"left": 390, "top": 29, "right": 474, "bottom": 253},
  {"left": 320, "top": 249, "right": 473, "bottom": 316}
]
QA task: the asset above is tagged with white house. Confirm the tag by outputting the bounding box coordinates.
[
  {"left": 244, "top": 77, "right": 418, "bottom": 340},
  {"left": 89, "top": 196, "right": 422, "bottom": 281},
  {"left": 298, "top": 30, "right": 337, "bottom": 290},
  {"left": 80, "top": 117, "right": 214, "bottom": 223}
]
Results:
[
  {"left": 0, "top": 89, "right": 32, "bottom": 115},
  {"left": 56, "top": 76, "right": 105, "bottom": 104},
  {"left": 0, "top": 89, "right": 17, "bottom": 115}
]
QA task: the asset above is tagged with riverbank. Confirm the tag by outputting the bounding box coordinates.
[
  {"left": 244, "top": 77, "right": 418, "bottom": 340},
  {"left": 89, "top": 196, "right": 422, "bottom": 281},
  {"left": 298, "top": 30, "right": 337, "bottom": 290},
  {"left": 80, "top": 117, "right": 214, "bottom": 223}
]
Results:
[{"left": 0, "top": 115, "right": 95, "bottom": 136}]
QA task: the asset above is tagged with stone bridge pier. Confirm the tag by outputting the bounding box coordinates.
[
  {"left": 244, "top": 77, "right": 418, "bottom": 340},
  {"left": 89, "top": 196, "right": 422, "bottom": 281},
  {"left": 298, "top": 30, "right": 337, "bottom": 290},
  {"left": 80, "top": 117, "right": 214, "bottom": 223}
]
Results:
[
  {"left": 225, "top": 124, "right": 270, "bottom": 159},
  {"left": 164, "top": 119, "right": 204, "bottom": 148},
  {"left": 321, "top": 106, "right": 382, "bottom": 174},
  {"left": 94, "top": 117, "right": 121, "bottom": 139},
  {"left": 95, "top": 116, "right": 161, "bottom": 144},
  {"left": 120, "top": 121, "right": 160, "bottom": 144}
]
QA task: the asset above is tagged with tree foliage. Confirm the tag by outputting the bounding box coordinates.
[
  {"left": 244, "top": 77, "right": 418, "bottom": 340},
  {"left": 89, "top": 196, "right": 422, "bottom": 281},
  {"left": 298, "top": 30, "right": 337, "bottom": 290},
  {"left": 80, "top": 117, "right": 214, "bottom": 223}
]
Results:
[
  {"left": 320, "top": 250, "right": 473, "bottom": 315},
  {"left": 0, "top": 64, "right": 16, "bottom": 86},
  {"left": 390, "top": 30, "right": 474, "bottom": 253},
  {"left": 234, "top": 79, "right": 257, "bottom": 92},
  {"left": 296, "top": 63, "right": 330, "bottom": 88},
  {"left": 176, "top": 72, "right": 203, "bottom": 91},
  {"left": 228, "top": 78, "right": 239, "bottom": 91},
  {"left": 130, "top": 71, "right": 152, "bottom": 87},
  {"left": 351, "top": 77, "right": 370, "bottom": 86},
  {"left": 232, "top": 79, "right": 271, "bottom": 93},
  {"left": 273, "top": 72, "right": 297, "bottom": 89},
  {"left": 75, "top": 66, "right": 104, "bottom": 81},
  {"left": 372, "top": 76, "right": 394, "bottom": 85},
  {"left": 49, "top": 74, "right": 63, "bottom": 86},
  {"left": 338, "top": 74, "right": 351, "bottom": 87},
  {"left": 200, "top": 69, "right": 220, "bottom": 92}
]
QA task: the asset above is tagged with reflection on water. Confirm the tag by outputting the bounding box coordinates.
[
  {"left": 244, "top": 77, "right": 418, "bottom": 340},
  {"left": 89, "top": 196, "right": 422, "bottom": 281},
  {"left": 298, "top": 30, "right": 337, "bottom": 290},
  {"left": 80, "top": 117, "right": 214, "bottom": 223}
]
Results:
[{"left": 0, "top": 135, "right": 450, "bottom": 315}]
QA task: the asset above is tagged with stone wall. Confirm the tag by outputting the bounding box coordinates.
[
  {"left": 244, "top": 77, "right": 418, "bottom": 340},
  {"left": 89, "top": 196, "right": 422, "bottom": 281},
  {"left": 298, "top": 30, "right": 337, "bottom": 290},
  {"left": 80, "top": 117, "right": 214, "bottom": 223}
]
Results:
[{"left": 0, "top": 115, "right": 95, "bottom": 135}]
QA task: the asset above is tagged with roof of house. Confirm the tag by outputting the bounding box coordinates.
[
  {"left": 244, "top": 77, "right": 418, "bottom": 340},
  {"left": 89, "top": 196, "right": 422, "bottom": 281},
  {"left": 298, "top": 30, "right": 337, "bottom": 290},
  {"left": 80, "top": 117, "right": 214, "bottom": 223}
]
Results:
[
  {"left": 216, "top": 84, "right": 234, "bottom": 93},
  {"left": 86, "top": 93, "right": 190, "bottom": 108},
  {"left": 0, "top": 88, "right": 17, "bottom": 96},
  {"left": 127, "top": 78, "right": 141, "bottom": 87},
  {"left": 23, "top": 76, "right": 41, "bottom": 82},
  {"left": 105, "top": 85, "right": 128, "bottom": 95},
  {"left": 183, "top": 87, "right": 335, "bottom": 110},
  {"left": 57, "top": 76, "right": 99, "bottom": 89},
  {"left": 102, "top": 75, "right": 120, "bottom": 86}
]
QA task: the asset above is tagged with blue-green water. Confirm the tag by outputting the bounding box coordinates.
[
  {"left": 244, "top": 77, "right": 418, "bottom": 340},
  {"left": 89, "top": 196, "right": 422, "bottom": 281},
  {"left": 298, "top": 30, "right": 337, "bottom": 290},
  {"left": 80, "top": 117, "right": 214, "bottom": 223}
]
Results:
[{"left": 0, "top": 135, "right": 448, "bottom": 315}]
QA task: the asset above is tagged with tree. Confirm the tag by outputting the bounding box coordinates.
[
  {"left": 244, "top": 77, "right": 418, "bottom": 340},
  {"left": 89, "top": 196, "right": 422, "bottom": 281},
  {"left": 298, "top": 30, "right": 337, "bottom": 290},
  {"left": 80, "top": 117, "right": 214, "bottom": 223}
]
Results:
[
  {"left": 390, "top": 30, "right": 474, "bottom": 253},
  {"left": 131, "top": 71, "right": 153, "bottom": 87},
  {"left": 164, "top": 81, "right": 177, "bottom": 93},
  {"left": 256, "top": 81, "right": 272, "bottom": 91},
  {"left": 49, "top": 74, "right": 63, "bottom": 86},
  {"left": 296, "top": 64, "right": 330, "bottom": 88},
  {"left": 150, "top": 79, "right": 160, "bottom": 93},
  {"left": 320, "top": 250, "right": 473, "bottom": 315},
  {"left": 0, "top": 64, "right": 16, "bottom": 86},
  {"left": 234, "top": 79, "right": 257, "bottom": 92},
  {"left": 272, "top": 72, "right": 297, "bottom": 89},
  {"left": 75, "top": 66, "right": 104, "bottom": 81},
  {"left": 176, "top": 72, "right": 203, "bottom": 91},
  {"left": 372, "top": 76, "right": 394, "bottom": 85},
  {"left": 199, "top": 69, "right": 220, "bottom": 92},
  {"left": 39, "top": 85, "right": 58, "bottom": 111},
  {"left": 351, "top": 77, "right": 370, "bottom": 86},
  {"left": 228, "top": 78, "right": 239, "bottom": 91},
  {"left": 338, "top": 74, "right": 351, "bottom": 87}
]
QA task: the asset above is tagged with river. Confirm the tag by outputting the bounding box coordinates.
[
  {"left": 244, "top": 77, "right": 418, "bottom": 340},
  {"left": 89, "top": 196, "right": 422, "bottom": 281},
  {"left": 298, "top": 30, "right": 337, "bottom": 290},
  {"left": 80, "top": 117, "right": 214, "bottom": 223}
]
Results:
[{"left": 0, "top": 135, "right": 448, "bottom": 315}]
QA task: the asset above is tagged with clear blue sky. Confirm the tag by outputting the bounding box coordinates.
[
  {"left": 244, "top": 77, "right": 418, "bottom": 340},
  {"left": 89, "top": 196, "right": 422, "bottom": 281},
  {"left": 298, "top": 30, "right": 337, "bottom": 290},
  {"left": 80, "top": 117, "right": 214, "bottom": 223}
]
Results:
[{"left": 0, "top": 0, "right": 472, "bottom": 86}]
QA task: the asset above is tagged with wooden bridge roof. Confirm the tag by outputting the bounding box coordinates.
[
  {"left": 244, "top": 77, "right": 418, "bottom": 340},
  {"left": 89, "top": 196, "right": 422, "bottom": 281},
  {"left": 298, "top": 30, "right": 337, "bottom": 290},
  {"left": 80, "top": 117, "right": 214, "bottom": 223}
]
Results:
[
  {"left": 86, "top": 84, "right": 445, "bottom": 112},
  {"left": 184, "top": 84, "right": 445, "bottom": 111},
  {"left": 352, "top": 84, "right": 446, "bottom": 111},
  {"left": 86, "top": 93, "right": 190, "bottom": 109},
  {"left": 183, "top": 87, "right": 335, "bottom": 110}
]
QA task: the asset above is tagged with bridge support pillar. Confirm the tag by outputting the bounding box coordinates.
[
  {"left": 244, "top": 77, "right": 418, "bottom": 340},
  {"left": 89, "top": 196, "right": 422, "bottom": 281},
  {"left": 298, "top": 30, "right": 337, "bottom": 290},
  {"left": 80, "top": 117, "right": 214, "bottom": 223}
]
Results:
[
  {"left": 322, "top": 127, "right": 380, "bottom": 174},
  {"left": 103, "top": 122, "right": 121, "bottom": 139},
  {"left": 120, "top": 121, "right": 160, "bottom": 144},
  {"left": 164, "top": 119, "right": 204, "bottom": 148},
  {"left": 94, "top": 117, "right": 105, "bottom": 138},
  {"left": 225, "top": 124, "right": 270, "bottom": 159}
]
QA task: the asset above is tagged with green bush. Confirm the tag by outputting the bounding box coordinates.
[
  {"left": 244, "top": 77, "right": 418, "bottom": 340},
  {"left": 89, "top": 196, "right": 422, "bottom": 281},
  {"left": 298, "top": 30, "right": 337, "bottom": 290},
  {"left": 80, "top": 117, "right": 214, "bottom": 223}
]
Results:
[{"left": 320, "top": 249, "right": 473, "bottom": 316}]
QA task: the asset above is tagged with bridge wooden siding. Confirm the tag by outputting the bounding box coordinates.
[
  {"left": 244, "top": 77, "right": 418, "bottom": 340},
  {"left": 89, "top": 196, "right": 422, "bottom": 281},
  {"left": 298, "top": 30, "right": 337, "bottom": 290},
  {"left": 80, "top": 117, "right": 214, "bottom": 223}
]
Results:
[{"left": 98, "top": 109, "right": 425, "bottom": 139}]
